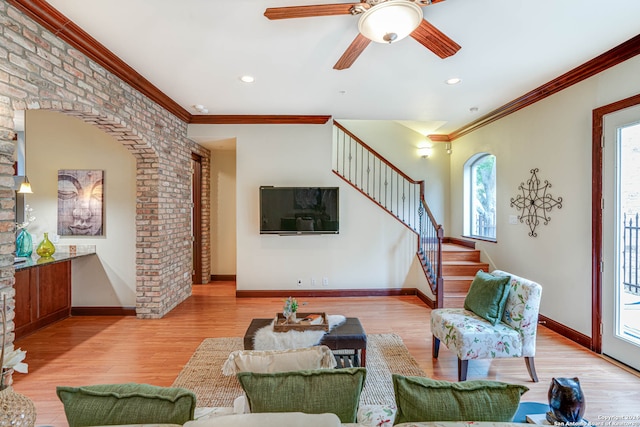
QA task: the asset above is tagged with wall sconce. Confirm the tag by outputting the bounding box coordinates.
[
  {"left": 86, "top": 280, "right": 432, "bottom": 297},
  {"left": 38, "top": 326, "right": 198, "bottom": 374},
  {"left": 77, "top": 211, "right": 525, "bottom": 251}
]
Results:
[
  {"left": 417, "top": 146, "right": 433, "bottom": 158},
  {"left": 446, "top": 143, "right": 452, "bottom": 155}
]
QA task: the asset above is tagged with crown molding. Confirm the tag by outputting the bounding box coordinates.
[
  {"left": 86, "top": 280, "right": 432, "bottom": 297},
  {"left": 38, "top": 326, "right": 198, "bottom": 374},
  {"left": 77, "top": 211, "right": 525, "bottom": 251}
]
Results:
[
  {"left": 444, "top": 33, "right": 640, "bottom": 141},
  {"left": 189, "top": 115, "right": 332, "bottom": 125},
  {"left": 7, "top": 0, "right": 332, "bottom": 126},
  {"left": 10, "top": 1, "right": 640, "bottom": 132},
  {"left": 7, "top": 0, "right": 192, "bottom": 122},
  {"left": 427, "top": 134, "right": 451, "bottom": 142}
]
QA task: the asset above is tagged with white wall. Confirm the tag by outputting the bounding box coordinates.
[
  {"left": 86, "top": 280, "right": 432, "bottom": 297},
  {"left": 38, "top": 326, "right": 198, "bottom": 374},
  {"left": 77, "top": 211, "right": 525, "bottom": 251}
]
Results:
[
  {"left": 337, "top": 120, "right": 451, "bottom": 233},
  {"left": 25, "top": 110, "right": 137, "bottom": 307},
  {"left": 449, "top": 55, "right": 640, "bottom": 337},
  {"left": 189, "top": 122, "right": 428, "bottom": 291},
  {"left": 211, "top": 149, "right": 237, "bottom": 275}
]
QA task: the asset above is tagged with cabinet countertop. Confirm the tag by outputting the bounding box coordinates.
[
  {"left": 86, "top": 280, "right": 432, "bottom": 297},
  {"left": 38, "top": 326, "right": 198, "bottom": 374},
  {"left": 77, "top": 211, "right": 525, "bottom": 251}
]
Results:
[{"left": 14, "top": 250, "right": 96, "bottom": 271}]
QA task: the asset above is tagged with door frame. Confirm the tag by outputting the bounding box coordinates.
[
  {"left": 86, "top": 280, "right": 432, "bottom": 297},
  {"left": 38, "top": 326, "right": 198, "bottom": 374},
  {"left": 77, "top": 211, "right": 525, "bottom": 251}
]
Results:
[{"left": 592, "top": 92, "right": 640, "bottom": 353}]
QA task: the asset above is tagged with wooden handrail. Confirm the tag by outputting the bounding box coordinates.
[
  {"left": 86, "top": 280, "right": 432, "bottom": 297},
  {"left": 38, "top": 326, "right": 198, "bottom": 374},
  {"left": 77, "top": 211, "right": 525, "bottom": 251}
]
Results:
[
  {"left": 331, "top": 170, "right": 420, "bottom": 236},
  {"left": 334, "top": 121, "right": 422, "bottom": 186},
  {"left": 334, "top": 120, "right": 441, "bottom": 230},
  {"left": 334, "top": 129, "right": 442, "bottom": 240}
]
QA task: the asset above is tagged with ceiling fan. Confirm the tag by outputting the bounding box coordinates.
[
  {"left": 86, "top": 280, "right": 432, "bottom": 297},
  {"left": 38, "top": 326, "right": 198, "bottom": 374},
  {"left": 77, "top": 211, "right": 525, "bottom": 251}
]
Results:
[{"left": 264, "top": 0, "right": 461, "bottom": 70}]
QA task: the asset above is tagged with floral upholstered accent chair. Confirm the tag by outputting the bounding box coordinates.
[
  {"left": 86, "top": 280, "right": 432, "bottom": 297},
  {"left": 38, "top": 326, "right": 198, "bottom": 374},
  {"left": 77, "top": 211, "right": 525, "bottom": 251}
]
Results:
[{"left": 430, "top": 270, "right": 542, "bottom": 382}]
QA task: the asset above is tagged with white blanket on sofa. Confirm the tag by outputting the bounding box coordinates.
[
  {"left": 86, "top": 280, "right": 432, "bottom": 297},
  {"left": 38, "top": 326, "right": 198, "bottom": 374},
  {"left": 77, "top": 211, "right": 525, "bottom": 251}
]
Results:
[{"left": 253, "top": 315, "right": 346, "bottom": 351}]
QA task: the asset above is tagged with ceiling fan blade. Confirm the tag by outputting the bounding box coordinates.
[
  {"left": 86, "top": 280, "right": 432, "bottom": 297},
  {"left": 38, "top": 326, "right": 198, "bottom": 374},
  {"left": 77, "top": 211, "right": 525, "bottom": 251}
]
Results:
[
  {"left": 410, "top": 19, "right": 461, "bottom": 58},
  {"left": 334, "top": 33, "right": 371, "bottom": 70},
  {"left": 265, "top": 3, "right": 359, "bottom": 20}
]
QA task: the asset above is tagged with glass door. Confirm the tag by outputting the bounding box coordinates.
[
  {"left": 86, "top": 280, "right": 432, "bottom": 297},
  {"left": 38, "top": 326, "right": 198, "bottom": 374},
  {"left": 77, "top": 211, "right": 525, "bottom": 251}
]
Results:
[{"left": 602, "top": 105, "right": 640, "bottom": 370}]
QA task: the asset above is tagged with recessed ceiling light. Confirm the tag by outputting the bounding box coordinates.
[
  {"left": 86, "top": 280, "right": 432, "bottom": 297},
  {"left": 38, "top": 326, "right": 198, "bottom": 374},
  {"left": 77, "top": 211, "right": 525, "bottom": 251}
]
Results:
[
  {"left": 240, "top": 75, "right": 255, "bottom": 83},
  {"left": 469, "top": 106, "right": 479, "bottom": 113},
  {"left": 193, "top": 104, "right": 208, "bottom": 113},
  {"left": 445, "top": 77, "right": 462, "bottom": 85}
]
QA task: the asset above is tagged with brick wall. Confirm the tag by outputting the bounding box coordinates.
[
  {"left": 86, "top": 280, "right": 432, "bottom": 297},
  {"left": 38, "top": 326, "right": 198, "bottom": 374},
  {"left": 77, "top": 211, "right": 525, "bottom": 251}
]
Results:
[
  {"left": 0, "top": 0, "right": 211, "bottom": 363},
  {"left": 200, "top": 154, "right": 211, "bottom": 284}
]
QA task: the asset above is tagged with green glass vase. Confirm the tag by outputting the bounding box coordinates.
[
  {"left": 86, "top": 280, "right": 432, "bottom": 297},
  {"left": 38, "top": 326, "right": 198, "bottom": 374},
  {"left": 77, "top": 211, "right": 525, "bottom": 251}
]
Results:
[{"left": 36, "top": 232, "right": 56, "bottom": 257}]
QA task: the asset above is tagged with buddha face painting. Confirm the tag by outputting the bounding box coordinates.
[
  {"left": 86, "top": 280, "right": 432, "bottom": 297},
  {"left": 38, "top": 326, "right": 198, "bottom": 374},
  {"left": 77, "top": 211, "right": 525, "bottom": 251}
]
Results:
[{"left": 57, "top": 169, "right": 104, "bottom": 236}]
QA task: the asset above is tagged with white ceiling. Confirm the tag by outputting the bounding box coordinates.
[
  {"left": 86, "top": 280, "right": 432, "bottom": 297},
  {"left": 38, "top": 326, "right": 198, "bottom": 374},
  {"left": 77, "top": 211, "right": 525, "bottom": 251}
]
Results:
[{"left": 44, "top": 0, "right": 640, "bottom": 137}]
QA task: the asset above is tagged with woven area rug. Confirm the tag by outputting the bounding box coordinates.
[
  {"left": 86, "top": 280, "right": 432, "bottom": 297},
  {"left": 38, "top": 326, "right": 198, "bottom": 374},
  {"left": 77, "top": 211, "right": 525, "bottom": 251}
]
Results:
[{"left": 172, "top": 333, "right": 426, "bottom": 407}]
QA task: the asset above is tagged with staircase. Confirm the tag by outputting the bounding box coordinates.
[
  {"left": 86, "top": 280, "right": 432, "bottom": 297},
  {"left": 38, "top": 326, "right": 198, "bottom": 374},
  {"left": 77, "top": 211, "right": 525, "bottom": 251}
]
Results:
[
  {"left": 441, "top": 242, "right": 488, "bottom": 308},
  {"left": 332, "top": 120, "right": 454, "bottom": 307},
  {"left": 332, "top": 121, "right": 490, "bottom": 308}
]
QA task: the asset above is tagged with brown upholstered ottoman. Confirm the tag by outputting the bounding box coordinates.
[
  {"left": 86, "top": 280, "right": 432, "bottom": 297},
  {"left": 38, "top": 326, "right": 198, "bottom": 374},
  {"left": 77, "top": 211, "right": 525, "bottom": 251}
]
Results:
[{"left": 243, "top": 317, "right": 367, "bottom": 367}]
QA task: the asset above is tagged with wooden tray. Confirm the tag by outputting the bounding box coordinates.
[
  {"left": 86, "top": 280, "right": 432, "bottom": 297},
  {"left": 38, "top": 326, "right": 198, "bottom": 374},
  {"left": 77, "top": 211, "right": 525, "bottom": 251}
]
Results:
[{"left": 273, "top": 312, "right": 328, "bottom": 332}]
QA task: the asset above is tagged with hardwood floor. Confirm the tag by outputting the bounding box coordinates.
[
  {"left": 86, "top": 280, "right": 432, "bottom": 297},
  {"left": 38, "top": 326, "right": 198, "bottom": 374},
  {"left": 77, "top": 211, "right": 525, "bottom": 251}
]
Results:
[{"left": 13, "top": 282, "right": 640, "bottom": 426}]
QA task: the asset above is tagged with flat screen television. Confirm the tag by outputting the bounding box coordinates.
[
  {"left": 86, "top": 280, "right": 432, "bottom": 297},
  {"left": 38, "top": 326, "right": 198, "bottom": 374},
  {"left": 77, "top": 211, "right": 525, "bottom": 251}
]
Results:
[{"left": 259, "top": 186, "right": 339, "bottom": 235}]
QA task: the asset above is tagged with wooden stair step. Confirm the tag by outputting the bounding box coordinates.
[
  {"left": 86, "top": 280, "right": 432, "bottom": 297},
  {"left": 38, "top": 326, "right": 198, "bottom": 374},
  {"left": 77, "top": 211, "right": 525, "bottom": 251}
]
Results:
[
  {"left": 418, "top": 241, "right": 483, "bottom": 308},
  {"left": 442, "top": 260, "right": 489, "bottom": 276},
  {"left": 442, "top": 276, "right": 475, "bottom": 293},
  {"left": 441, "top": 244, "right": 482, "bottom": 262},
  {"left": 443, "top": 292, "right": 467, "bottom": 308},
  {"left": 442, "top": 242, "right": 475, "bottom": 251}
]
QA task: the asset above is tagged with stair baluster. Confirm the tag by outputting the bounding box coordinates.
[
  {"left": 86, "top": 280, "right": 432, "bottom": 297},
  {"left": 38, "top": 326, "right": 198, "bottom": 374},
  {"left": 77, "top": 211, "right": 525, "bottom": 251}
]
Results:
[{"left": 332, "top": 121, "right": 445, "bottom": 306}]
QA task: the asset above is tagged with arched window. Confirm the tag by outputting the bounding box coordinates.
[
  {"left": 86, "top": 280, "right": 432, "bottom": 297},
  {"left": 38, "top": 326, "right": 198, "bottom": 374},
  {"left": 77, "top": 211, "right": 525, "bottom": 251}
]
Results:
[{"left": 463, "top": 153, "right": 497, "bottom": 240}]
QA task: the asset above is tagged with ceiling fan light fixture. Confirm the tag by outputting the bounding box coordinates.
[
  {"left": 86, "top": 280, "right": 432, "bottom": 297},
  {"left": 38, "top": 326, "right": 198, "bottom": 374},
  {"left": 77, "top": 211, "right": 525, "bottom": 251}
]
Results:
[{"left": 358, "top": 1, "right": 423, "bottom": 44}]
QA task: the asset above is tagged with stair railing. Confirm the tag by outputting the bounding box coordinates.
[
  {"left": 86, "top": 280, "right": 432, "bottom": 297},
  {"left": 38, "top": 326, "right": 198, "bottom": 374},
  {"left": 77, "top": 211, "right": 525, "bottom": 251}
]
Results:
[{"left": 332, "top": 121, "right": 444, "bottom": 306}]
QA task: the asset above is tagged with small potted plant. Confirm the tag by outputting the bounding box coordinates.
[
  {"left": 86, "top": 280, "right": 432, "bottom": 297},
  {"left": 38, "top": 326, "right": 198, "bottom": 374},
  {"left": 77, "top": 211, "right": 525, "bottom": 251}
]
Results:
[{"left": 283, "top": 297, "right": 299, "bottom": 323}]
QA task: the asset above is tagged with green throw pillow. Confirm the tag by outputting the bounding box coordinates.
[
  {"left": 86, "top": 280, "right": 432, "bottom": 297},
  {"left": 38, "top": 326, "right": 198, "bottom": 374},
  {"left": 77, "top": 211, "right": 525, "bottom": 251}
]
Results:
[
  {"left": 56, "top": 383, "right": 197, "bottom": 427},
  {"left": 392, "top": 375, "right": 529, "bottom": 424},
  {"left": 237, "top": 367, "right": 366, "bottom": 423},
  {"left": 464, "top": 270, "right": 511, "bottom": 325}
]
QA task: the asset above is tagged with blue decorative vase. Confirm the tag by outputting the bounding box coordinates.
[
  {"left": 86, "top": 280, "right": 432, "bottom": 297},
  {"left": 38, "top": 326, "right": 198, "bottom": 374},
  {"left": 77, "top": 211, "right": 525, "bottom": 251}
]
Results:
[{"left": 16, "top": 228, "right": 33, "bottom": 257}]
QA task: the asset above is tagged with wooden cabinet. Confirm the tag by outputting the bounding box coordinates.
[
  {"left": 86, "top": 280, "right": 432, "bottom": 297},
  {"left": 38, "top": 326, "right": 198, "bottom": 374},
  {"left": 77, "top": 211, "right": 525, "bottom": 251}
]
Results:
[
  {"left": 13, "top": 268, "right": 33, "bottom": 331},
  {"left": 14, "top": 260, "right": 71, "bottom": 339}
]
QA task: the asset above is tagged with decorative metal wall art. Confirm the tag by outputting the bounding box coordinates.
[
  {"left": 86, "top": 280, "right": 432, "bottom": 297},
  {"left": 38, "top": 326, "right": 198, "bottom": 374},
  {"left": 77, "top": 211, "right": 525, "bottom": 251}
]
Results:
[{"left": 510, "top": 168, "right": 563, "bottom": 237}]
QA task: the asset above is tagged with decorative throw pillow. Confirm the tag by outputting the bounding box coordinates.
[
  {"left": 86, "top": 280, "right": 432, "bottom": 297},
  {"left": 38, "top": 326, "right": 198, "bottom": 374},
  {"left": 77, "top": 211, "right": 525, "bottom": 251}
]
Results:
[
  {"left": 357, "top": 404, "right": 396, "bottom": 427},
  {"left": 222, "top": 345, "right": 336, "bottom": 376},
  {"left": 392, "top": 375, "right": 529, "bottom": 424},
  {"left": 237, "top": 367, "right": 366, "bottom": 423},
  {"left": 464, "top": 270, "right": 511, "bottom": 325},
  {"left": 56, "top": 383, "right": 196, "bottom": 427}
]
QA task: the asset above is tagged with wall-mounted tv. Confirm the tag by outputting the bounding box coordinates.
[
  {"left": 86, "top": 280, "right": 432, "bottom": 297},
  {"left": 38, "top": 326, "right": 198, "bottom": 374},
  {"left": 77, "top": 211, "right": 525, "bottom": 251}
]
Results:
[{"left": 260, "top": 186, "right": 339, "bottom": 235}]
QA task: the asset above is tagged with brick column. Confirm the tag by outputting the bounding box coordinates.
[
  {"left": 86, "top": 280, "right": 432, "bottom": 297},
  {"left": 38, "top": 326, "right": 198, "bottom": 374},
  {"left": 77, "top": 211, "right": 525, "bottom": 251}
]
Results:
[{"left": 0, "top": 102, "right": 17, "bottom": 380}]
